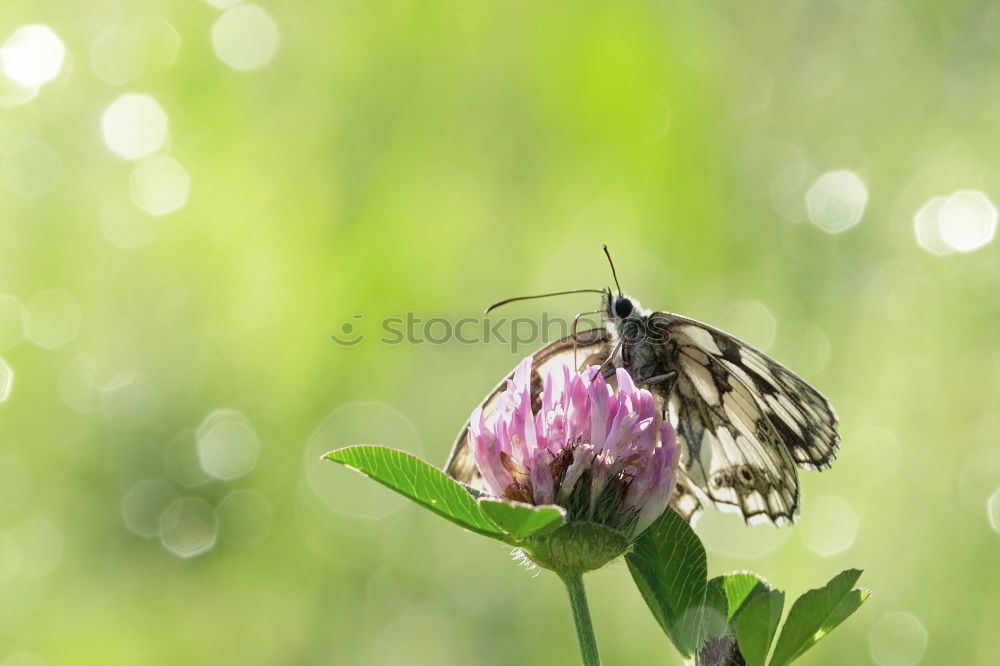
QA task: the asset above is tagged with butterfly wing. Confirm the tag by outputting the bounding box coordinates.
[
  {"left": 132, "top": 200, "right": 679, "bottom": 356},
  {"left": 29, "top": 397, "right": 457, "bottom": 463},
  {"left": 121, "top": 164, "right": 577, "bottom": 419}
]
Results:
[
  {"left": 444, "top": 328, "right": 612, "bottom": 491},
  {"left": 669, "top": 473, "right": 705, "bottom": 525},
  {"left": 651, "top": 312, "right": 840, "bottom": 525}
]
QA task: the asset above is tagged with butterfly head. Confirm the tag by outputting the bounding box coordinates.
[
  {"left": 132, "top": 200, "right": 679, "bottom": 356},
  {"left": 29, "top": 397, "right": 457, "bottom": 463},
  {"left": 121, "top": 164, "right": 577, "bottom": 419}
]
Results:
[{"left": 603, "top": 289, "right": 645, "bottom": 323}]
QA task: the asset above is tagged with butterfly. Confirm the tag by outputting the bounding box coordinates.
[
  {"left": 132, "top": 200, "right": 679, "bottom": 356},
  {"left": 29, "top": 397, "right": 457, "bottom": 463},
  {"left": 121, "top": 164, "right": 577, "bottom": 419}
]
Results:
[{"left": 445, "top": 247, "right": 839, "bottom": 526}]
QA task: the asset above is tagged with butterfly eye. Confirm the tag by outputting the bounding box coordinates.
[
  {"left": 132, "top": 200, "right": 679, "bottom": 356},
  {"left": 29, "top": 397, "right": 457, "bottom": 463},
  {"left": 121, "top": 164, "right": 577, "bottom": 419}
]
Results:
[{"left": 614, "top": 297, "right": 633, "bottom": 318}]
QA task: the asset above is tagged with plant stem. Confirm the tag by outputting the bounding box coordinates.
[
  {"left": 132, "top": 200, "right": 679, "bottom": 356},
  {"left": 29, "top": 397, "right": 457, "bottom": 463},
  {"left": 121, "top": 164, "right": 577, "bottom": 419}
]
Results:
[{"left": 560, "top": 572, "right": 601, "bottom": 666}]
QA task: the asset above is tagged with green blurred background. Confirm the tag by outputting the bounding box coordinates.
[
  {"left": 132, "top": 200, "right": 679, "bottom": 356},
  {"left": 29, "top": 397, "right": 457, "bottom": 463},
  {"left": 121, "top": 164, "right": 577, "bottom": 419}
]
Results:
[{"left": 1, "top": 1, "right": 998, "bottom": 664}]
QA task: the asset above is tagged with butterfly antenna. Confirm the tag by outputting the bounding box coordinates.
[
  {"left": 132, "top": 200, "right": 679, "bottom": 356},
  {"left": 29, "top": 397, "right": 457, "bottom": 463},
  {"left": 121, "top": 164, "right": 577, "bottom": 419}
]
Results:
[
  {"left": 602, "top": 244, "right": 623, "bottom": 298},
  {"left": 483, "top": 289, "right": 606, "bottom": 315}
]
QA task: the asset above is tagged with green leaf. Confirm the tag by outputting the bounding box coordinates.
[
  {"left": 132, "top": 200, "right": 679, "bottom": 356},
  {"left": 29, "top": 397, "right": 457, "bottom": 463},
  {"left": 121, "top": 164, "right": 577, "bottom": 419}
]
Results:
[
  {"left": 823, "top": 587, "right": 871, "bottom": 633},
  {"left": 323, "top": 446, "right": 504, "bottom": 540},
  {"left": 477, "top": 499, "right": 566, "bottom": 540},
  {"left": 625, "top": 508, "right": 715, "bottom": 657},
  {"left": 769, "top": 569, "right": 870, "bottom": 666},
  {"left": 735, "top": 589, "right": 785, "bottom": 666},
  {"left": 703, "top": 572, "right": 771, "bottom": 643},
  {"left": 719, "top": 571, "right": 771, "bottom": 622},
  {"left": 703, "top": 577, "right": 732, "bottom": 641}
]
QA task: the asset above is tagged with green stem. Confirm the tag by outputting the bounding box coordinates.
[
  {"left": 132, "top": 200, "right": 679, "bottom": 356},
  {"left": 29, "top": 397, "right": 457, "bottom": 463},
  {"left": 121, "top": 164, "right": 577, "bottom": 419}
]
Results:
[{"left": 560, "top": 572, "right": 601, "bottom": 666}]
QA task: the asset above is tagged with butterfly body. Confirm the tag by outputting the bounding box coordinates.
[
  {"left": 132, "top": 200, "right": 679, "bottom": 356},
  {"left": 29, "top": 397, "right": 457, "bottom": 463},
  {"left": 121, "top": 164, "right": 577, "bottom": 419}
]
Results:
[
  {"left": 447, "top": 288, "right": 839, "bottom": 527},
  {"left": 601, "top": 293, "right": 676, "bottom": 392}
]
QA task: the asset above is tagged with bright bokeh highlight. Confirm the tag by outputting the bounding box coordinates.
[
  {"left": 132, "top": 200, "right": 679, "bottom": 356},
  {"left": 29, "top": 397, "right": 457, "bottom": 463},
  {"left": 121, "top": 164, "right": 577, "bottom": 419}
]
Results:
[
  {"left": 937, "top": 190, "right": 997, "bottom": 253},
  {"left": 101, "top": 94, "right": 169, "bottom": 160},
  {"left": 913, "top": 196, "right": 952, "bottom": 255},
  {"left": 0, "top": 25, "right": 65, "bottom": 87}
]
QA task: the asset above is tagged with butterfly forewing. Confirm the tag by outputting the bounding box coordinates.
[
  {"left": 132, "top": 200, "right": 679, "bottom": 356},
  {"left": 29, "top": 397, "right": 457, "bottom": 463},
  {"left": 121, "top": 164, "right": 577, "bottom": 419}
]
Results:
[
  {"left": 654, "top": 313, "right": 840, "bottom": 472},
  {"left": 653, "top": 312, "right": 839, "bottom": 525}
]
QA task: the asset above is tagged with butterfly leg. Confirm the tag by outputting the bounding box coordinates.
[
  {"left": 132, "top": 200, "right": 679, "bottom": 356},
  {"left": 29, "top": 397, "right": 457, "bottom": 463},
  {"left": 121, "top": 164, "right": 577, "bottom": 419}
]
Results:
[
  {"left": 636, "top": 371, "right": 677, "bottom": 419},
  {"left": 599, "top": 339, "right": 625, "bottom": 378},
  {"left": 637, "top": 371, "right": 676, "bottom": 386}
]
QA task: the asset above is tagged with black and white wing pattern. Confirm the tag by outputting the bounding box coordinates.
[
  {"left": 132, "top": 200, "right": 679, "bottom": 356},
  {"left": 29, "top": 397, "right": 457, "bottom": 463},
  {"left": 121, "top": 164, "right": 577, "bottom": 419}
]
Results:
[
  {"left": 444, "top": 328, "right": 612, "bottom": 492},
  {"left": 651, "top": 312, "right": 840, "bottom": 526},
  {"left": 668, "top": 473, "right": 705, "bottom": 525}
]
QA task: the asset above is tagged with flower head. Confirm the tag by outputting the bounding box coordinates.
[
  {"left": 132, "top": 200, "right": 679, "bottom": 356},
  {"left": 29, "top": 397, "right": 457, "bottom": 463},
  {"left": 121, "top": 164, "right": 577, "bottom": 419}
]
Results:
[{"left": 469, "top": 357, "right": 679, "bottom": 541}]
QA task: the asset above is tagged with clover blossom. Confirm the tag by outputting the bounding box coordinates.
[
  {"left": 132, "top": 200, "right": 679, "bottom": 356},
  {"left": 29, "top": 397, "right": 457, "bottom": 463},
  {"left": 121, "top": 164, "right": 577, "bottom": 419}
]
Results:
[{"left": 469, "top": 357, "right": 679, "bottom": 542}]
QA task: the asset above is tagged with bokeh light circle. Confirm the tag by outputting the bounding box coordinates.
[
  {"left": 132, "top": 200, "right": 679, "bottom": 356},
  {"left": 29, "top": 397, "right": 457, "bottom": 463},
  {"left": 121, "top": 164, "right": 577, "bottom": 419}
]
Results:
[
  {"left": 958, "top": 450, "right": 1000, "bottom": 517},
  {"left": 129, "top": 156, "right": 190, "bottom": 216},
  {"left": 90, "top": 18, "right": 180, "bottom": 86},
  {"left": 718, "top": 300, "right": 777, "bottom": 351},
  {"left": 0, "top": 358, "right": 12, "bottom": 403},
  {"left": 13, "top": 519, "right": 63, "bottom": 578},
  {"left": 694, "top": 509, "right": 790, "bottom": 559},
  {"left": 937, "top": 190, "right": 997, "bottom": 253},
  {"left": 0, "top": 25, "right": 66, "bottom": 87},
  {"left": 799, "top": 495, "right": 859, "bottom": 556},
  {"left": 24, "top": 290, "right": 82, "bottom": 349},
  {"left": 101, "top": 94, "right": 168, "bottom": 160},
  {"left": 806, "top": 170, "right": 868, "bottom": 233},
  {"left": 159, "top": 497, "right": 217, "bottom": 558},
  {"left": 869, "top": 611, "right": 928, "bottom": 665},
  {"left": 212, "top": 6, "right": 280, "bottom": 71},
  {"left": 988, "top": 488, "right": 1000, "bottom": 533},
  {"left": 304, "top": 401, "right": 422, "bottom": 521},
  {"left": 196, "top": 410, "right": 261, "bottom": 481},
  {"left": 913, "top": 196, "right": 952, "bottom": 255}
]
